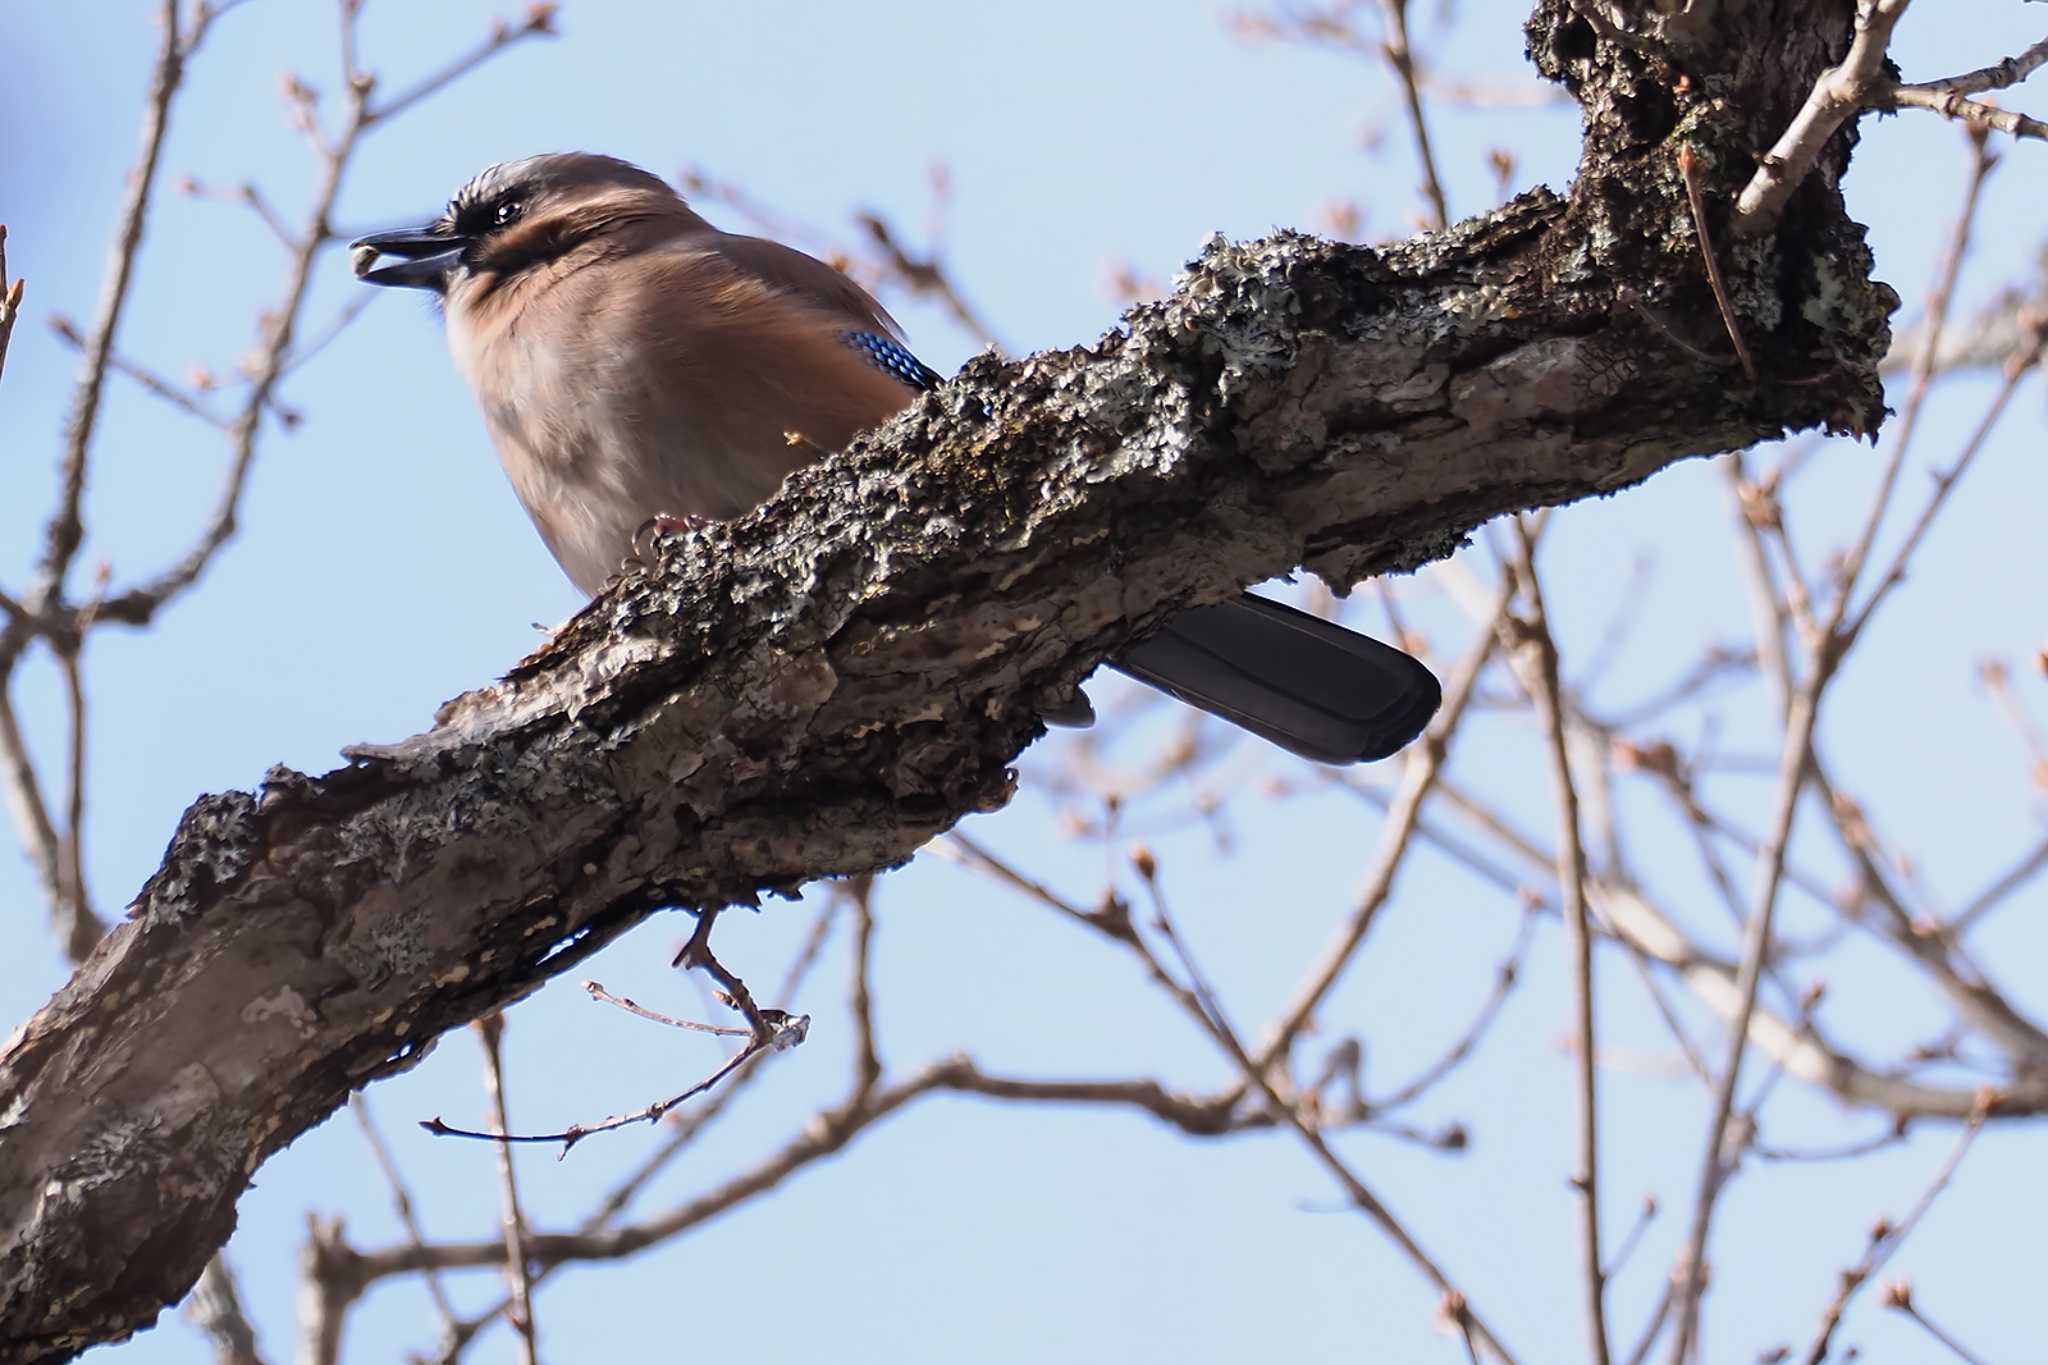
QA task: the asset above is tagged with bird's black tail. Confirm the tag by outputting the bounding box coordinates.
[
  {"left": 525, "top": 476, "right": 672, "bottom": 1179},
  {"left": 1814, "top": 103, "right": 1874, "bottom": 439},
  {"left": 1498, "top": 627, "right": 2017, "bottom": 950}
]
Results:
[{"left": 1114, "top": 593, "right": 1441, "bottom": 765}]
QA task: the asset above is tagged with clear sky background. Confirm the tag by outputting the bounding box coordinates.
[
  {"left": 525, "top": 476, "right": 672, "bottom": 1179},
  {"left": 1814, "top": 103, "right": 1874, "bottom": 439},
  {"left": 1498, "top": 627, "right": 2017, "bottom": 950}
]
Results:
[{"left": 3, "top": 3, "right": 2044, "bottom": 1362}]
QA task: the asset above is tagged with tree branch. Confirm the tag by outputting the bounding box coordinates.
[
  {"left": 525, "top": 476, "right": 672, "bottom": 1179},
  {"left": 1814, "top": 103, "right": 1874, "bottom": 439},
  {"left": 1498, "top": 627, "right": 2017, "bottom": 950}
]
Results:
[{"left": 0, "top": 3, "right": 1903, "bottom": 1354}]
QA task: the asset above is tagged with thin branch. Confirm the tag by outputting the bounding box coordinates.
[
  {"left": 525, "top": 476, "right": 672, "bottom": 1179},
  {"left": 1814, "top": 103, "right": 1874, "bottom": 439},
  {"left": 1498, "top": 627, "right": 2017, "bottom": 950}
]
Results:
[
  {"left": 1949, "top": 832, "right": 2048, "bottom": 936},
  {"left": 423, "top": 1027, "right": 777, "bottom": 1152},
  {"left": 1602, "top": 1197, "right": 1659, "bottom": 1284},
  {"left": 0, "top": 686, "right": 104, "bottom": 961},
  {"left": 363, "top": 1064, "right": 972, "bottom": 1283},
  {"left": 1732, "top": 0, "right": 1914, "bottom": 235},
  {"left": 277, "top": 292, "right": 374, "bottom": 379},
  {"left": 1512, "top": 516, "right": 1612, "bottom": 1365},
  {"left": 581, "top": 982, "right": 750, "bottom": 1037},
  {"left": 55, "top": 643, "right": 96, "bottom": 958},
  {"left": 1755, "top": 1122, "right": 1909, "bottom": 1164},
  {"left": 852, "top": 209, "right": 1007, "bottom": 351},
  {"left": 1248, "top": 561, "right": 1520, "bottom": 1076},
  {"left": 847, "top": 876, "right": 882, "bottom": 1099},
  {"left": 1668, "top": 681, "right": 1821, "bottom": 1363},
  {"left": 89, "top": 85, "right": 370, "bottom": 628},
  {"left": 422, "top": 903, "right": 845, "bottom": 1362},
  {"left": 348, "top": 1094, "right": 462, "bottom": 1345},
  {"left": 1902, "top": 35, "right": 2048, "bottom": 99},
  {"left": 47, "top": 319, "right": 233, "bottom": 429},
  {"left": 429, "top": 914, "right": 809, "bottom": 1154},
  {"left": 1844, "top": 312, "right": 2045, "bottom": 643},
  {"left": 0, "top": 224, "right": 24, "bottom": 384},
  {"left": 362, "top": 4, "right": 557, "bottom": 126},
  {"left": 0, "top": 686, "right": 62, "bottom": 922},
  {"left": 181, "top": 177, "right": 299, "bottom": 249},
  {"left": 1677, "top": 144, "right": 1757, "bottom": 382},
  {"left": 1803, "top": 1091, "right": 1994, "bottom": 1364},
  {"left": 1622, "top": 1281, "right": 1672, "bottom": 1365},
  {"left": 31, "top": 0, "right": 186, "bottom": 611},
  {"left": 182, "top": 1254, "right": 269, "bottom": 1365},
  {"left": 1807, "top": 756, "right": 2048, "bottom": 1065},
  {"left": 1721, "top": 454, "right": 1794, "bottom": 708},
  {"left": 473, "top": 1013, "right": 540, "bottom": 1365},
  {"left": 1882, "top": 85, "right": 2048, "bottom": 142},
  {"left": 297, "top": 1215, "right": 349, "bottom": 1365},
  {"left": 1369, "top": 906, "right": 1537, "bottom": 1114},
  {"left": 1121, "top": 856, "right": 1519, "bottom": 1363},
  {"left": 1378, "top": 0, "right": 1449, "bottom": 229},
  {"left": 1881, "top": 1283, "right": 1992, "bottom": 1365},
  {"left": 86, "top": 8, "right": 543, "bottom": 633},
  {"left": 1831, "top": 129, "right": 1997, "bottom": 626}
]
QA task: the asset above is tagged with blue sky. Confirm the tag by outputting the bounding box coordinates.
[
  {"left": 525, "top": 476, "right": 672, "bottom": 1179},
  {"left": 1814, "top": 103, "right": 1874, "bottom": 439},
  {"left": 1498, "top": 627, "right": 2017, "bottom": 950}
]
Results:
[{"left": 4, "top": 3, "right": 2045, "bottom": 1362}]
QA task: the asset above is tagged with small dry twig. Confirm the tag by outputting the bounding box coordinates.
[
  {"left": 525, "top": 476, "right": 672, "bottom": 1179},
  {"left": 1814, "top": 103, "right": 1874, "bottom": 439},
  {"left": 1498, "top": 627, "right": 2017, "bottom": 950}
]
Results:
[
  {"left": 1511, "top": 516, "right": 1613, "bottom": 1365},
  {"left": 1802, "top": 1091, "right": 1995, "bottom": 1363},
  {"left": 1677, "top": 144, "right": 1758, "bottom": 383},
  {"left": 474, "top": 1013, "right": 541, "bottom": 1364}
]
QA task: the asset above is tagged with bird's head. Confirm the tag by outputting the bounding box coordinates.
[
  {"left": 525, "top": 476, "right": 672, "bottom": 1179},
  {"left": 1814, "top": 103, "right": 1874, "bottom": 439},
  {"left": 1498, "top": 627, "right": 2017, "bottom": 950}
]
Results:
[{"left": 349, "top": 152, "right": 684, "bottom": 304}]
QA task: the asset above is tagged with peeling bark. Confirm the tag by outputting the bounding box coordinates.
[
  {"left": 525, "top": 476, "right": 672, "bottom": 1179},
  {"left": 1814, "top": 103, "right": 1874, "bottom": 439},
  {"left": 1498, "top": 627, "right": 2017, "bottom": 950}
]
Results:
[{"left": 0, "top": 2, "right": 1900, "bottom": 1358}]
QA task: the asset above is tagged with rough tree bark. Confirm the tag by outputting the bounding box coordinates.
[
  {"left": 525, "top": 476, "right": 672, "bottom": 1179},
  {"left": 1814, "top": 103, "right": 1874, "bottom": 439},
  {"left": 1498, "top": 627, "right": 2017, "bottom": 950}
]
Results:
[{"left": 0, "top": 3, "right": 1896, "bottom": 1359}]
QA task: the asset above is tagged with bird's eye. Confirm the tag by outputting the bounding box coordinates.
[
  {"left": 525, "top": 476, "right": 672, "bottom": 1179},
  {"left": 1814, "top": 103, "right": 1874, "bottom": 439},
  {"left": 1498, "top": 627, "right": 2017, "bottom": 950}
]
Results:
[{"left": 493, "top": 199, "right": 521, "bottom": 228}]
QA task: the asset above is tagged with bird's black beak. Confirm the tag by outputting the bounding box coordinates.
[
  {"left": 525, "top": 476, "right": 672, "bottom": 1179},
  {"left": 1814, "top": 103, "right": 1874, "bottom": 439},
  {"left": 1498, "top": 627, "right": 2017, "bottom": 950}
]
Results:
[{"left": 349, "top": 225, "right": 466, "bottom": 291}]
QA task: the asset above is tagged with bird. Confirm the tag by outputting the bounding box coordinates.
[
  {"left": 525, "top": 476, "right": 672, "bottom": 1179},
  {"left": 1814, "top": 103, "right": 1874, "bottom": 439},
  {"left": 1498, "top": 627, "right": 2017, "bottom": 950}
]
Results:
[{"left": 349, "top": 153, "right": 1440, "bottom": 763}]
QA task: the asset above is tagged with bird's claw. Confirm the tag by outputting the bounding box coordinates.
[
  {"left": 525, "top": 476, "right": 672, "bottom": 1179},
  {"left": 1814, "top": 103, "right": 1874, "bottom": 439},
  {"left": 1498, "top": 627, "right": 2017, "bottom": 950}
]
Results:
[{"left": 629, "top": 513, "right": 713, "bottom": 568}]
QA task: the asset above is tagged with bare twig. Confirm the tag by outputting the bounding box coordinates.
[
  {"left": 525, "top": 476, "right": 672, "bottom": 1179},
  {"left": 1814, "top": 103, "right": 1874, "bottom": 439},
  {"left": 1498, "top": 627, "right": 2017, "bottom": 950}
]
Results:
[
  {"left": 182, "top": 1255, "right": 268, "bottom": 1365},
  {"left": 1602, "top": 1197, "right": 1659, "bottom": 1283},
  {"left": 1369, "top": 907, "right": 1537, "bottom": 1113},
  {"left": 0, "top": 225, "right": 23, "bottom": 384},
  {"left": 582, "top": 982, "right": 750, "bottom": 1037},
  {"left": 277, "top": 292, "right": 374, "bottom": 379},
  {"left": 421, "top": 1020, "right": 788, "bottom": 1152},
  {"left": 1880, "top": 1282, "right": 1992, "bottom": 1365},
  {"left": 1755, "top": 1123, "right": 1909, "bottom": 1164},
  {"left": 181, "top": 177, "right": 299, "bottom": 249},
  {"left": 1732, "top": 0, "right": 1914, "bottom": 235},
  {"left": 1883, "top": 86, "right": 2048, "bottom": 143},
  {"left": 1378, "top": 0, "right": 1449, "bottom": 228},
  {"left": 420, "top": 901, "right": 848, "bottom": 1362},
  {"left": 1125, "top": 861, "right": 1519, "bottom": 1364},
  {"left": 1677, "top": 144, "right": 1757, "bottom": 383},
  {"left": 1812, "top": 137, "right": 1993, "bottom": 671},
  {"left": 428, "top": 913, "right": 809, "bottom": 1153},
  {"left": 847, "top": 876, "right": 883, "bottom": 1099},
  {"left": 1803, "top": 1091, "right": 1994, "bottom": 1364},
  {"left": 1844, "top": 313, "right": 2045, "bottom": 643},
  {"left": 473, "top": 1014, "right": 540, "bottom": 1365},
  {"left": 348, "top": 1094, "right": 462, "bottom": 1344},
  {"left": 1511, "top": 517, "right": 1612, "bottom": 1365},
  {"left": 0, "top": 689, "right": 83, "bottom": 957},
  {"left": 1622, "top": 1281, "right": 1672, "bottom": 1365},
  {"left": 1903, "top": 36, "right": 2048, "bottom": 99},
  {"left": 852, "top": 209, "right": 1007, "bottom": 351},
  {"left": 1248, "top": 561, "right": 1521, "bottom": 1077},
  {"left": 32, "top": 0, "right": 187, "bottom": 612},
  {"left": 297, "top": 1214, "right": 350, "bottom": 1365},
  {"left": 54, "top": 643, "right": 96, "bottom": 958},
  {"left": 1950, "top": 832, "right": 2048, "bottom": 936},
  {"left": 46, "top": 319, "right": 234, "bottom": 429},
  {"left": 91, "top": 6, "right": 547, "bottom": 633},
  {"left": 1668, "top": 681, "right": 1820, "bottom": 1363},
  {"left": 363, "top": 4, "right": 558, "bottom": 126}
]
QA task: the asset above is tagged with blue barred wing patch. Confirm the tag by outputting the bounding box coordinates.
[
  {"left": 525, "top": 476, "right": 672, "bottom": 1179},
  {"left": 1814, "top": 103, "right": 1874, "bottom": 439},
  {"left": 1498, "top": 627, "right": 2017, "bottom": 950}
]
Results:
[{"left": 842, "top": 330, "right": 944, "bottom": 392}]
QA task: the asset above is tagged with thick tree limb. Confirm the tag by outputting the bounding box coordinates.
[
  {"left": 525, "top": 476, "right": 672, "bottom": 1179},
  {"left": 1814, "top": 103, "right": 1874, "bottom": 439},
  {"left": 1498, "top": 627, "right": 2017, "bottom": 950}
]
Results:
[{"left": 0, "top": 3, "right": 1902, "bottom": 1357}]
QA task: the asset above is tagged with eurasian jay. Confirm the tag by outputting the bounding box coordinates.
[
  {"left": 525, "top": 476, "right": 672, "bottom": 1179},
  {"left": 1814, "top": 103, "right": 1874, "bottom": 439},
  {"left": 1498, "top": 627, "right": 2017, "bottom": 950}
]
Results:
[{"left": 351, "top": 153, "right": 1439, "bottom": 763}]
